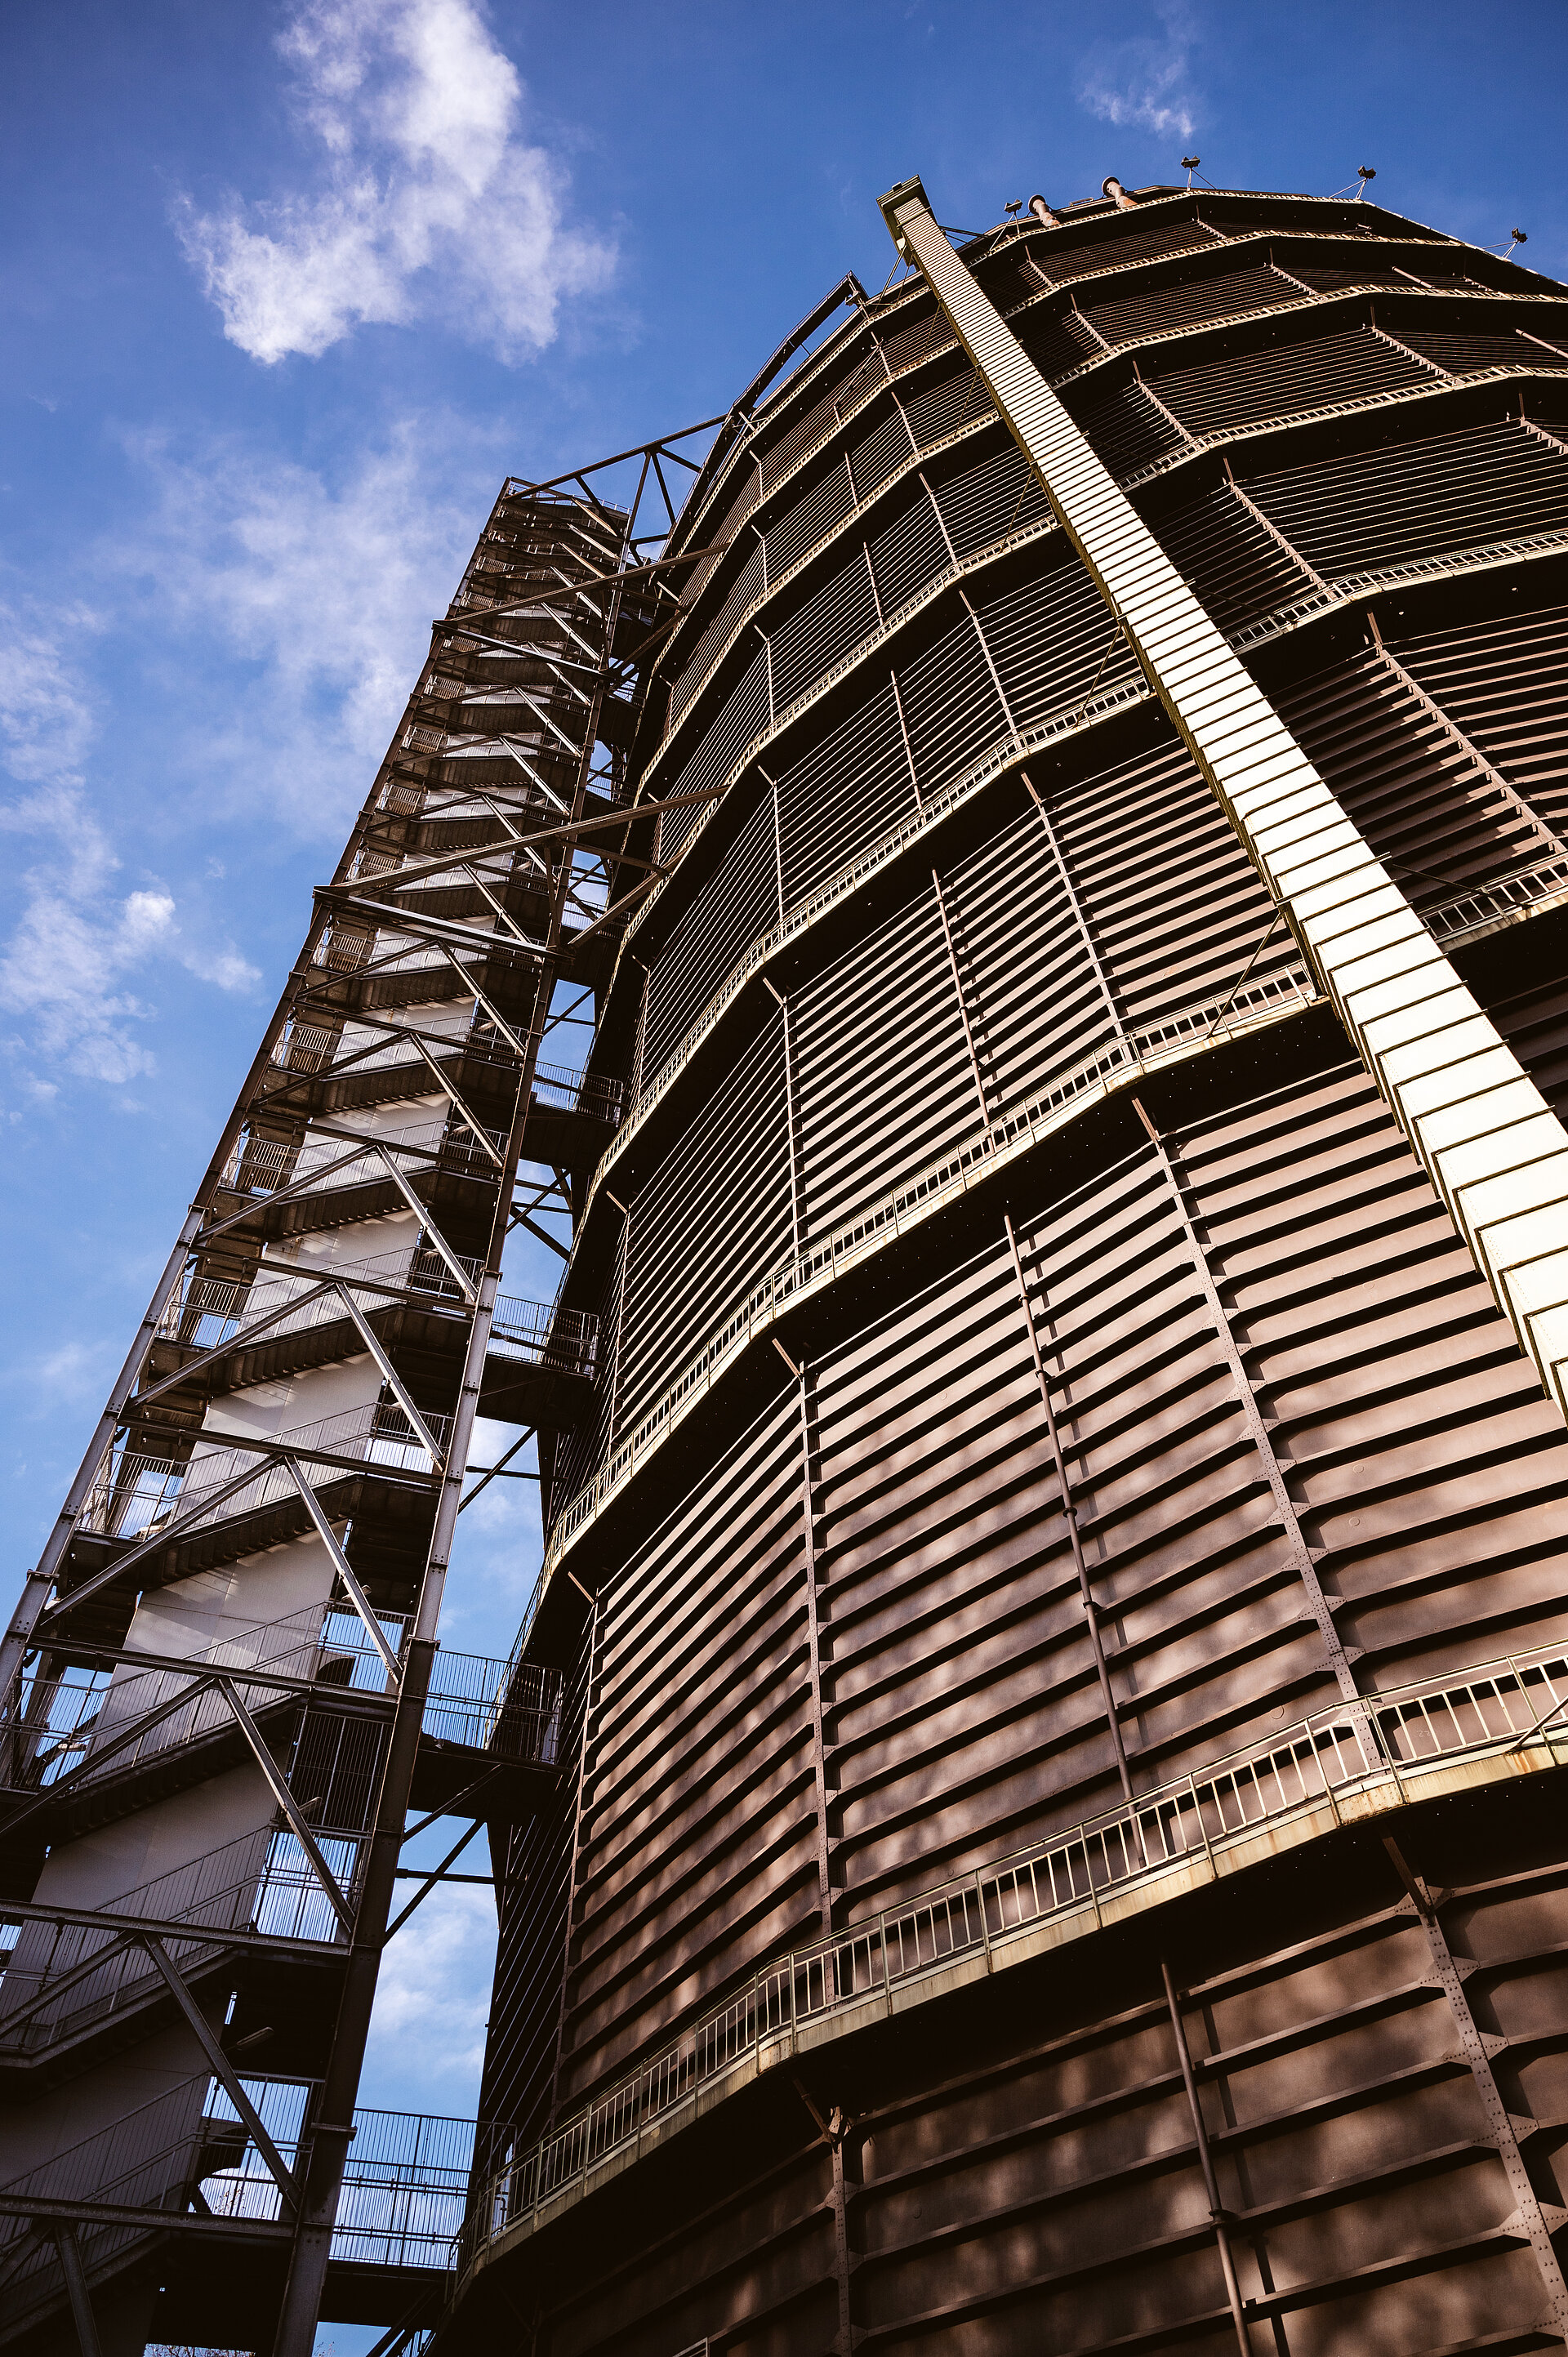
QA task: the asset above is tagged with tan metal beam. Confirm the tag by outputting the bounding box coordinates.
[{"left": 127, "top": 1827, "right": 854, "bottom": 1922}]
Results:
[{"left": 880, "top": 172, "right": 1568, "bottom": 1428}]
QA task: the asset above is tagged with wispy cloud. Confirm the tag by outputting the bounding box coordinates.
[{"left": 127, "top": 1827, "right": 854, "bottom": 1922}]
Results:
[
  {"left": 1077, "top": 2, "right": 1201, "bottom": 144},
  {"left": 116, "top": 417, "right": 487, "bottom": 840},
  {"left": 0, "top": 608, "right": 259, "bottom": 1094},
  {"left": 175, "top": 0, "right": 615, "bottom": 366},
  {"left": 362, "top": 1882, "right": 496, "bottom": 2110}
]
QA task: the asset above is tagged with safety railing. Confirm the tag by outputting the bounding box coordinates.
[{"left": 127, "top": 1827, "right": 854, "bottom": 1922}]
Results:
[
  {"left": 532, "top": 1058, "right": 625, "bottom": 1126},
  {"left": 546, "top": 962, "right": 1316, "bottom": 1571},
  {"left": 156, "top": 1243, "right": 475, "bottom": 1354},
  {"left": 78, "top": 1400, "right": 452, "bottom": 1545},
  {"left": 469, "top": 1643, "right": 1568, "bottom": 2260},
  {"left": 0, "top": 2073, "right": 475, "bottom": 2333},
  {"left": 0, "top": 1826, "right": 363, "bottom": 2061},
  {"left": 217, "top": 1113, "right": 507, "bottom": 1204},
  {"left": 332, "top": 2105, "right": 478, "bottom": 2270},
  {"left": 1424, "top": 853, "right": 1568, "bottom": 942},
  {"left": 488, "top": 1297, "right": 598, "bottom": 1376},
  {"left": 1, "top": 1600, "right": 561, "bottom": 1803}
]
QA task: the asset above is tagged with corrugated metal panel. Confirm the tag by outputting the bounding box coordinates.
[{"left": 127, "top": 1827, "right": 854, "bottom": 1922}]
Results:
[
  {"left": 1391, "top": 599, "right": 1568, "bottom": 826},
  {"left": 658, "top": 644, "right": 769, "bottom": 859},
  {"left": 1245, "top": 416, "right": 1568, "bottom": 577},
  {"left": 1393, "top": 325, "right": 1568, "bottom": 376},
  {"left": 877, "top": 305, "right": 954, "bottom": 372},
  {"left": 1027, "top": 733, "right": 1297, "bottom": 1030},
  {"left": 1147, "top": 323, "right": 1436, "bottom": 438},
  {"left": 559, "top": 1391, "right": 813, "bottom": 2104},
  {"left": 791, "top": 889, "right": 980, "bottom": 1243},
  {"left": 864, "top": 480, "right": 951, "bottom": 613},
  {"left": 669, "top": 531, "right": 766, "bottom": 732},
  {"left": 1015, "top": 307, "right": 1106, "bottom": 380},
  {"left": 1081, "top": 263, "right": 1303, "bottom": 348},
  {"left": 897, "top": 357, "right": 997, "bottom": 448},
  {"left": 1276, "top": 647, "right": 1559, "bottom": 903},
  {"left": 845, "top": 399, "right": 923, "bottom": 501},
  {"left": 932, "top": 439, "right": 1050, "bottom": 557},
  {"left": 616, "top": 1020, "right": 791, "bottom": 1432},
  {"left": 642, "top": 789, "right": 777, "bottom": 1076},
  {"left": 777, "top": 678, "right": 916, "bottom": 903},
  {"left": 969, "top": 553, "right": 1143, "bottom": 737},
  {"left": 897, "top": 604, "right": 1011, "bottom": 791},
  {"left": 1148, "top": 482, "right": 1319, "bottom": 632},
  {"left": 1060, "top": 376, "right": 1186, "bottom": 474},
  {"left": 1022, "top": 217, "right": 1229, "bottom": 284},
  {"left": 1284, "top": 260, "right": 1423, "bottom": 292},
  {"left": 762, "top": 458, "right": 855, "bottom": 577},
  {"left": 469, "top": 189, "right": 1568, "bottom": 2357}
]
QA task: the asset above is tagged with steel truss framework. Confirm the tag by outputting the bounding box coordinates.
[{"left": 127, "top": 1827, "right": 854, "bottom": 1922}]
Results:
[{"left": 0, "top": 414, "right": 763, "bottom": 2357}]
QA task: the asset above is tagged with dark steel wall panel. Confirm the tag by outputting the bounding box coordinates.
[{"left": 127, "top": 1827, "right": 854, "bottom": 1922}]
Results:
[
  {"left": 776, "top": 679, "right": 915, "bottom": 904},
  {"left": 560, "top": 1394, "right": 813, "bottom": 2106},
  {"left": 616, "top": 1021, "right": 791, "bottom": 1432},
  {"left": 1390, "top": 598, "right": 1568, "bottom": 829},
  {"left": 1276, "top": 648, "right": 1560, "bottom": 906},
  {"left": 1245, "top": 416, "right": 1568, "bottom": 576},
  {"left": 791, "top": 892, "right": 978, "bottom": 1244},
  {"left": 466, "top": 189, "right": 1568, "bottom": 2357},
  {"left": 1080, "top": 262, "right": 1303, "bottom": 347},
  {"left": 642, "top": 790, "right": 777, "bottom": 1076},
  {"left": 1150, "top": 480, "right": 1320, "bottom": 631},
  {"left": 1148, "top": 322, "right": 1437, "bottom": 437}
]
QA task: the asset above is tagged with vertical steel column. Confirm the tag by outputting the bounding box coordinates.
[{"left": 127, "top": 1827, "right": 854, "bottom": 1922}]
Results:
[
  {"left": 786, "top": 1355, "right": 836, "bottom": 1936},
  {"left": 52, "top": 2226, "right": 103, "bottom": 2357},
  {"left": 1383, "top": 1837, "right": 1568, "bottom": 2337},
  {"left": 1160, "top": 1958, "right": 1258, "bottom": 2357},
  {"left": 546, "top": 1593, "right": 602, "bottom": 2132},
  {"left": 1363, "top": 611, "right": 1568, "bottom": 861},
  {"left": 1004, "top": 1213, "right": 1133, "bottom": 1800},
  {"left": 1019, "top": 772, "right": 1125, "bottom": 1048},
  {"left": 1129, "top": 1096, "right": 1363, "bottom": 1705},
  {"left": 931, "top": 869, "right": 992, "bottom": 1142},
  {"left": 765, "top": 980, "right": 805, "bottom": 1263},
  {"left": 880, "top": 172, "right": 1568, "bottom": 1434}
]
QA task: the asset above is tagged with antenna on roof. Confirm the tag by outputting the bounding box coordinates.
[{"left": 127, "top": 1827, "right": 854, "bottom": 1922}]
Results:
[
  {"left": 1004, "top": 200, "right": 1022, "bottom": 217},
  {"left": 1493, "top": 225, "right": 1529, "bottom": 258},
  {"left": 1356, "top": 165, "right": 1376, "bottom": 198},
  {"left": 1182, "top": 156, "right": 1200, "bottom": 188}
]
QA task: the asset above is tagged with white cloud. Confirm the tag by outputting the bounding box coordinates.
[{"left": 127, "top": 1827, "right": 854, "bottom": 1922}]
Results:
[
  {"left": 0, "top": 608, "right": 99, "bottom": 788},
  {"left": 176, "top": 0, "right": 615, "bottom": 366},
  {"left": 0, "top": 608, "right": 259, "bottom": 1092},
  {"left": 118, "top": 418, "right": 486, "bottom": 839},
  {"left": 1078, "top": 2, "right": 1201, "bottom": 143},
  {"left": 362, "top": 1881, "right": 497, "bottom": 2111}
]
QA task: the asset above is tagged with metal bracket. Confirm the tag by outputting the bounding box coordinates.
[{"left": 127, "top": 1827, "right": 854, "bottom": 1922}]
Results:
[
  {"left": 140, "top": 1935, "right": 301, "bottom": 2211},
  {"left": 216, "top": 1677, "right": 355, "bottom": 1933}
]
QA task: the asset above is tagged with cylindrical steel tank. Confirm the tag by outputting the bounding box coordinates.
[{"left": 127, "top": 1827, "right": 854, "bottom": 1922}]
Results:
[{"left": 461, "top": 182, "right": 1568, "bottom": 2357}]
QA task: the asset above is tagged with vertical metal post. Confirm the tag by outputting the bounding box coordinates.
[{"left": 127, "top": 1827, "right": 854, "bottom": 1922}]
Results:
[
  {"left": 53, "top": 2226, "right": 102, "bottom": 2357},
  {"left": 1160, "top": 1958, "right": 1257, "bottom": 2357},
  {"left": 1383, "top": 1836, "right": 1568, "bottom": 2336},
  {"left": 1004, "top": 1213, "right": 1134, "bottom": 1802},
  {"left": 793, "top": 1364, "right": 836, "bottom": 1936}
]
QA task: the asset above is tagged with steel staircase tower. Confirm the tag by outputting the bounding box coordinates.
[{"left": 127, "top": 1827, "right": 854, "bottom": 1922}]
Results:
[{"left": 0, "top": 431, "right": 720, "bottom": 2357}]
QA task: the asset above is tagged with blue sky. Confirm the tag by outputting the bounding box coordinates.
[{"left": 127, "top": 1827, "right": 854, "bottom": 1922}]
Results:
[{"left": 4, "top": 0, "right": 1568, "bottom": 2316}]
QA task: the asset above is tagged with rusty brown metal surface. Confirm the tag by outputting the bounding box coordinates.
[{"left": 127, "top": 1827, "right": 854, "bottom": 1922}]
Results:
[{"left": 452, "top": 180, "right": 1568, "bottom": 2357}]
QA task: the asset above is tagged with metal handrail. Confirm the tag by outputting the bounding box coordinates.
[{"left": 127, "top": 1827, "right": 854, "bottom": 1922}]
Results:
[{"left": 466, "top": 1641, "right": 1568, "bottom": 2263}]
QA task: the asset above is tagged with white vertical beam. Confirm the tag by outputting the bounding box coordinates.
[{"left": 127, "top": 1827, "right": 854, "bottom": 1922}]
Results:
[{"left": 880, "top": 176, "right": 1568, "bottom": 1424}]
